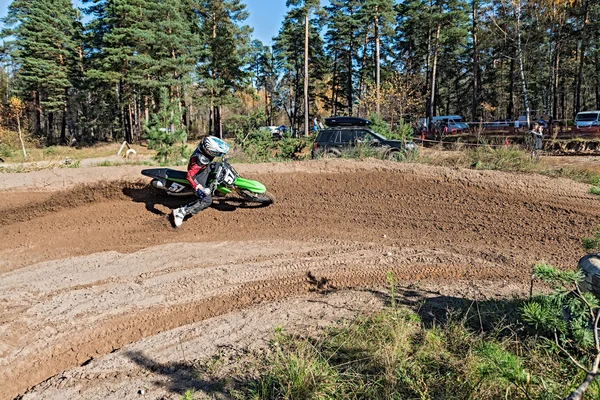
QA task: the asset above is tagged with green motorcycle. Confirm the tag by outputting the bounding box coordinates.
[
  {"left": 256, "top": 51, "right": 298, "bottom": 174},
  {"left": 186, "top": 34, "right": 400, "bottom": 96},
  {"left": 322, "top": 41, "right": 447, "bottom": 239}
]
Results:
[{"left": 141, "top": 157, "right": 275, "bottom": 204}]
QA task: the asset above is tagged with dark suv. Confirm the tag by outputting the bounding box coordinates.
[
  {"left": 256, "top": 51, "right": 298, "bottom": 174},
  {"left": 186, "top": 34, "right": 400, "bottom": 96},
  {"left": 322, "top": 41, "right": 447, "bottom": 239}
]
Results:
[{"left": 311, "top": 116, "right": 416, "bottom": 160}]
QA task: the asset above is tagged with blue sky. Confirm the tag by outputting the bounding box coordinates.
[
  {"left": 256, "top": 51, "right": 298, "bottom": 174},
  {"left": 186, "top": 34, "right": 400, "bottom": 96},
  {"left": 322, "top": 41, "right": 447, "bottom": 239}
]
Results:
[{"left": 0, "top": 0, "right": 298, "bottom": 45}]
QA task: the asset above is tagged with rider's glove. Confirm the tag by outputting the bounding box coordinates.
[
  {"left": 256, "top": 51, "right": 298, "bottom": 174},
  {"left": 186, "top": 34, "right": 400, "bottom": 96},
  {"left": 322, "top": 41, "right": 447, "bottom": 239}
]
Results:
[{"left": 196, "top": 187, "right": 211, "bottom": 199}]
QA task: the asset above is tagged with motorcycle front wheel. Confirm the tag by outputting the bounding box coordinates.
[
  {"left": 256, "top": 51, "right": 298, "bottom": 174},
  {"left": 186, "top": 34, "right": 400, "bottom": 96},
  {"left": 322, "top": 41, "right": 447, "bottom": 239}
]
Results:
[{"left": 239, "top": 190, "right": 276, "bottom": 205}]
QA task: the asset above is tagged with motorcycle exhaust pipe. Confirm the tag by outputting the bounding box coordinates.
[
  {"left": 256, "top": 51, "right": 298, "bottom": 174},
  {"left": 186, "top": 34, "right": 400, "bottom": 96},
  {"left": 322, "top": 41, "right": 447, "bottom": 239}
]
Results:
[{"left": 151, "top": 179, "right": 165, "bottom": 189}]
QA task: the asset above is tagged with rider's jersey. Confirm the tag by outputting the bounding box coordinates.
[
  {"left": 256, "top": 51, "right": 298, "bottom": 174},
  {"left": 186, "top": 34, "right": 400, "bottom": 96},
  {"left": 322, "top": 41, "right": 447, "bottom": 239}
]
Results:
[{"left": 186, "top": 146, "right": 214, "bottom": 190}]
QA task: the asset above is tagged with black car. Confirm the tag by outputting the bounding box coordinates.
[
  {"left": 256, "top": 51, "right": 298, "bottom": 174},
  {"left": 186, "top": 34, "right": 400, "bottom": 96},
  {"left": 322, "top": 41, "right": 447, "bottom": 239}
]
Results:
[{"left": 311, "top": 117, "right": 416, "bottom": 160}]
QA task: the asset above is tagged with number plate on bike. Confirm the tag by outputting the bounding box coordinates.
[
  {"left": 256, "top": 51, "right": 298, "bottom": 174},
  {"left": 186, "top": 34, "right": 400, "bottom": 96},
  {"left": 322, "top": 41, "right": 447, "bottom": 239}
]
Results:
[{"left": 224, "top": 170, "right": 235, "bottom": 185}]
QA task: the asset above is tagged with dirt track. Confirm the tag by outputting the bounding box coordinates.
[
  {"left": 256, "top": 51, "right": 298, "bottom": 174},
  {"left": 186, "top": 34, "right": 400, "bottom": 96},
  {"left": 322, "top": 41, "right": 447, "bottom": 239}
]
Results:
[{"left": 1, "top": 159, "right": 599, "bottom": 399}]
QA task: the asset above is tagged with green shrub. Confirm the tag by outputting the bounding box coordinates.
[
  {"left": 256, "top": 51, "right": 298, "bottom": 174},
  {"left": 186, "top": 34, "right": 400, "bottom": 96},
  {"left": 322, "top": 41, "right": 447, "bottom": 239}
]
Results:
[
  {"left": 589, "top": 186, "right": 600, "bottom": 196},
  {"left": 44, "top": 146, "right": 57, "bottom": 155},
  {"left": 368, "top": 113, "right": 393, "bottom": 139},
  {"left": 522, "top": 263, "right": 600, "bottom": 399},
  {"left": 144, "top": 88, "right": 187, "bottom": 163},
  {"left": 0, "top": 143, "right": 13, "bottom": 158},
  {"left": 225, "top": 108, "right": 267, "bottom": 144},
  {"left": 582, "top": 225, "right": 600, "bottom": 252}
]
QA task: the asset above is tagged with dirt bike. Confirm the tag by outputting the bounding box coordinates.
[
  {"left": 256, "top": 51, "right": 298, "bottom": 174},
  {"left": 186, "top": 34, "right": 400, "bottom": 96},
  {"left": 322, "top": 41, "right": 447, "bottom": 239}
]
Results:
[{"left": 141, "top": 157, "right": 275, "bottom": 205}]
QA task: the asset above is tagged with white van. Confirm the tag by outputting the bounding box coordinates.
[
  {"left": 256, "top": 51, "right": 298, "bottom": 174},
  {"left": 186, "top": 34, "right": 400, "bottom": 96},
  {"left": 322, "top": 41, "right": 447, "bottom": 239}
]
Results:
[
  {"left": 433, "top": 115, "right": 469, "bottom": 132},
  {"left": 575, "top": 111, "right": 600, "bottom": 128},
  {"left": 418, "top": 115, "right": 469, "bottom": 133}
]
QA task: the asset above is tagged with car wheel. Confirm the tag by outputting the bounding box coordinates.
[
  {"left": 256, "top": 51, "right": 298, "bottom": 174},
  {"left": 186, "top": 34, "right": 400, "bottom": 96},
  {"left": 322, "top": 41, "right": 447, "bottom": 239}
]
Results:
[
  {"left": 386, "top": 150, "right": 402, "bottom": 161},
  {"left": 324, "top": 149, "right": 341, "bottom": 158}
]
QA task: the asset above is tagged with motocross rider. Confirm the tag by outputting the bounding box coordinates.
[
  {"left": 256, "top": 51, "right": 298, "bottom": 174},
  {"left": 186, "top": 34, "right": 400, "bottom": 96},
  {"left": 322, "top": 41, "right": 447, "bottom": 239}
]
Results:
[{"left": 172, "top": 136, "right": 230, "bottom": 227}]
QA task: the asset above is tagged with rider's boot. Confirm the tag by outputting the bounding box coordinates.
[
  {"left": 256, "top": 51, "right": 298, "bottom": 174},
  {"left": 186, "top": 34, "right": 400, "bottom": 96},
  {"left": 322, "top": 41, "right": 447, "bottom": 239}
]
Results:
[{"left": 173, "top": 206, "right": 187, "bottom": 227}]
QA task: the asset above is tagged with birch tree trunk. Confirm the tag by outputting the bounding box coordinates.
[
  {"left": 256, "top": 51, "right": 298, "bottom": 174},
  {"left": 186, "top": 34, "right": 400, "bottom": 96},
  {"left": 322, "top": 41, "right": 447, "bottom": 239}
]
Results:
[
  {"left": 375, "top": 5, "right": 381, "bottom": 118},
  {"left": 575, "top": 0, "right": 589, "bottom": 114},
  {"left": 17, "top": 111, "right": 27, "bottom": 158},
  {"left": 428, "top": 21, "right": 441, "bottom": 127},
  {"left": 472, "top": 0, "right": 479, "bottom": 123},
  {"left": 515, "top": 1, "right": 531, "bottom": 127},
  {"left": 304, "top": 12, "right": 309, "bottom": 136}
]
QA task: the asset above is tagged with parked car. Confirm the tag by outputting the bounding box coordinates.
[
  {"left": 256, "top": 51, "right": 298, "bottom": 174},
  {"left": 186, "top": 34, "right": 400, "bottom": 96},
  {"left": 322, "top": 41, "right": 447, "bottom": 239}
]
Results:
[
  {"left": 514, "top": 115, "right": 549, "bottom": 129},
  {"left": 574, "top": 111, "right": 600, "bottom": 136},
  {"left": 259, "top": 126, "right": 282, "bottom": 139},
  {"left": 311, "top": 116, "right": 416, "bottom": 160},
  {"left": 417, "top": 115, "right": 469, "bottom": 134}
]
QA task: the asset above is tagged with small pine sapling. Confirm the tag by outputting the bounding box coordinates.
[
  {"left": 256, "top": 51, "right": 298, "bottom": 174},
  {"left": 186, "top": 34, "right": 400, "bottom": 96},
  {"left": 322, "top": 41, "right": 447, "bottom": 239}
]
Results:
[{"left": 522, "top": 263, "right": 600, "bottom": 400}]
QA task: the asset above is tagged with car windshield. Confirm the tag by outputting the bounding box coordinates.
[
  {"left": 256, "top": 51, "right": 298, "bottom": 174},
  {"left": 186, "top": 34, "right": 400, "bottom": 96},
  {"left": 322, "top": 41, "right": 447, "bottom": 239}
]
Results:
[
  {"left": 576, "top": 113, "right": 599, "bottom": 121},
  {"left": 450, "top": 117, "right": 465, "bottom": 123}
]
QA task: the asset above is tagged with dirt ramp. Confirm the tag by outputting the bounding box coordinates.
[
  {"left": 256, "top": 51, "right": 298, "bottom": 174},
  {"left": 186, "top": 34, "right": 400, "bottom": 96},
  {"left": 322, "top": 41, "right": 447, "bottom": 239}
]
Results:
[{"left": 0, "top": 181, "right": 146, "bottom": 228}]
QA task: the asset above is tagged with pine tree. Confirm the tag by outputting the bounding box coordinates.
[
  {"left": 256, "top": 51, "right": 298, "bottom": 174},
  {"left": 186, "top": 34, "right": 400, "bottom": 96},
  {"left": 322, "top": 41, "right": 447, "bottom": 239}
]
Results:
[
  {"left": 144, "top": 87, "right": 187, "bottom": 163},
  {"left": 324, "top": 0, "right": 361, "bottom": 116},
  {"left": 3, "top": 0, "right": 81, "bottom": 142},
  {"left": 360, "top": 0, "right": 396, "bottom": 117},
  {"left": 195, "top": 0, "right": 252, "bottom": 138},
  {"left": 274, "top": 5, "right": 327, "bottom": 132},
  {"left": 286, "top": 0, "right": 320, "bottom": 135},
  {"left": 85, "top": 0, "right": 160, "bottom": 142},
  {"left": 248, "top": 40, "right": 277, "bottom": 125}
]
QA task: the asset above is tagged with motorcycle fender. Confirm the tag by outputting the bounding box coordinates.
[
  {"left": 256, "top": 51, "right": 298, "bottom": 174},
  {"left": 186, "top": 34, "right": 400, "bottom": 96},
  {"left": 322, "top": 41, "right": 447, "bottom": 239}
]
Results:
[
  {"left": 233, "top": 177, "right": 267, "bottom": 193},
  {"left": 216, "top": 186, "right": 232, "bottom": 195}
]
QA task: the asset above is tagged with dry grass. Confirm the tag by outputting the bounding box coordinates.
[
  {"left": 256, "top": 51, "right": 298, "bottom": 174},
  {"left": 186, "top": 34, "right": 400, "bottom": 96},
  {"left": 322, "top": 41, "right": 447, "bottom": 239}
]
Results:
[{"left": 0, "top": 128, "right": 156, "bottom": 164}]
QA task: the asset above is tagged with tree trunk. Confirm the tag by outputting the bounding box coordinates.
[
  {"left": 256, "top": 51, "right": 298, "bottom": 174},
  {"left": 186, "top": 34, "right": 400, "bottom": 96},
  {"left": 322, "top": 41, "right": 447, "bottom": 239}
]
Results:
[
  {"left": 48, "top": 111, "right": 54, "bottom": 143},
  {"left": 17, "top": 111, "right": 27, "bottom": 158},
  {"left": 566, "top": 372, "right": 597, "bottom": 400},
  {"left": 429, "top": 21, "right": 441, "bottom": 126},
  {"left": 565, "top": 351, "right": 600, "bottom": 400},
  {"left": 358, "top": 28, "right": 369, "bottom": 117},
  {"left": 424, "top": 0, "right": 433, "bottom": 127},
  {"left": 507, "top": 54, "right": 515, "bottom": 120},
  {"left": 127, "top": 101, "right": 134, "bottom": 143},
  {"left": 374, "top": 5, "right": 381, "bottom": 118},
  {"left": 472, "top": 0, "right": 479, "bottom": 123},
  {"left": 596, "top": 50, "right": 600, "bottom": 110},
  {"left": 61, "top": 89, "right": 68, "bottom": 144},
  {"left": 304, "top": 12, "right": 309, "bottom": 137},
  {"left": 515, "top": 1, "right": 531, "bottom": 127},
  {"left": 553, "top": 43, "right": 560, "bottom": 119},
  {"left": 576, "top": 0, "right": 589, "bottom": 114},
  {"left": 331, "top": 49, "right": 338, "bottom": 115}
]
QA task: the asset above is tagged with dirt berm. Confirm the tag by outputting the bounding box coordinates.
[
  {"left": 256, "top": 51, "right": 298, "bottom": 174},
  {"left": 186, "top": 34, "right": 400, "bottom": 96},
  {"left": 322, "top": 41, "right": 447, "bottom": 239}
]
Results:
[{"left": 0, "top": 158, "right": 598, "bottom": 399}]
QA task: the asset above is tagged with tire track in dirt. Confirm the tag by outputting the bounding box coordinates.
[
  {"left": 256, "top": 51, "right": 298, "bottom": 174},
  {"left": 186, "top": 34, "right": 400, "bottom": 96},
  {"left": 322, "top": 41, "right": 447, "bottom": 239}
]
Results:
[
  {"left": 2, "top": 249, "right": 522, "bottom": 399},
  {"left": 1, "top": 160, "right": 600, "bottom": 398}
]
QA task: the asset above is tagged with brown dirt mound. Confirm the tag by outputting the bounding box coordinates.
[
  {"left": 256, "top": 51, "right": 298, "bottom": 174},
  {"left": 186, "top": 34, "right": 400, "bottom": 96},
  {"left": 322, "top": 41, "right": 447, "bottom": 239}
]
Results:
[
  {"left": 1, "top": 159, "right": 600, "bottom": 398},
  {"left": 0, "top": 181, "right": 147, "bottom": 228}
]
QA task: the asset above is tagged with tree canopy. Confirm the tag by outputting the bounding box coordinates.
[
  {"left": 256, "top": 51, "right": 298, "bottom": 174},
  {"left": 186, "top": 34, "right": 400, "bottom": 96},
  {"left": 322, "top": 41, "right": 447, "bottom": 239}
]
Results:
[{"left": 0, "top": 0, "right": 597, "bottom": 144}]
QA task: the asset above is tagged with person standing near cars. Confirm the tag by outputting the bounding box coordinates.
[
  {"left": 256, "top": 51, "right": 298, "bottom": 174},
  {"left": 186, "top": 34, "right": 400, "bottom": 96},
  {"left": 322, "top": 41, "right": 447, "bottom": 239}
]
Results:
[{"left": 529, "top": 123, "right": 544, "bottom": 160}]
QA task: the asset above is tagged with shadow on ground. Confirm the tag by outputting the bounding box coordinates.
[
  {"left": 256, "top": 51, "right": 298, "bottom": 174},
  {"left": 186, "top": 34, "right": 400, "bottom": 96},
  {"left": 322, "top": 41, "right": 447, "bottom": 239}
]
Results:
[
  {"left": 123, "top": 185, "right": 273, "bottom": 216},
  {"left": 126, "top": 286, "right": 528, "bottom": 398},
  {"left": 126, "top": 350, "right": 231, "bottom": 396}
]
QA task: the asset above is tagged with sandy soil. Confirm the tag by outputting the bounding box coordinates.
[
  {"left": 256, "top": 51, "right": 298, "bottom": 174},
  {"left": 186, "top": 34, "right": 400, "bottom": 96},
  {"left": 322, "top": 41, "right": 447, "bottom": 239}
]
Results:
[{"left": 1, "top": 158, "right": 600, "bottom": 399}]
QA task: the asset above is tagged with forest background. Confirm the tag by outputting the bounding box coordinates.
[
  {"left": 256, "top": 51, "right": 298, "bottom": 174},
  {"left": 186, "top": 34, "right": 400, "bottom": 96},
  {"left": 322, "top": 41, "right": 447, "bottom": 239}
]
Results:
[{"left": 0, "top": 0, "right": 597, "bottom": 147}]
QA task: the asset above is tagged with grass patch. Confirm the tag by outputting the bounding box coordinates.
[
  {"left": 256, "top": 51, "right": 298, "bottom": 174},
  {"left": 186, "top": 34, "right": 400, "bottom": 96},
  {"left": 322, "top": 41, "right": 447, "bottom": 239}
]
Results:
[
  {"left": 467, "top": 146, "right": 537, "bottom": 172},
  {"left": 0, "top": 135, "right": 156, "bottom": 164},
  {"left": 234, "top": 301, "right": 598, "bottom": 400},
  {"left": 590, "top": 186, "right": 600, "bottom": 196}
]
